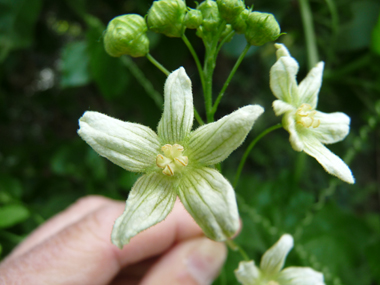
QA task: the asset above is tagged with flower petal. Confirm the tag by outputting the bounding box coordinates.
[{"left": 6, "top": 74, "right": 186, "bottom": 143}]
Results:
[
  {"left": 310, "top": 111, "right": 350, "bottom": 144},
  {"left": 300, "top": 135, "right": 355, "bottom": 184},
  {"left": 298, "top": 62, "right": 324, "bottom": 109},
  {"left": 186, "top": 105, "right": 264, "bottom": 165},
  {"left": 157, "top": 67, "right": 194, "bottom": 144},
  {"left": 274, "top": 43, "right": 291, "bottom": 58},
  {"left": 260, "top": 234, "right": 294, "bottom": 277},
  {"left": 270, "top": 48, "right": 300, "bottom": 105},
  {"left": 282, "top": 112, "right": 304, "bottom": 152},
  {"left": 277, "top": 267, "right": 325, "bottom": 285},
  {"left": 273, "top": 99, "right": 295, "bottom": 116},
  {"left": 177, "top": 167, "right": 239, "bottom": 241},
  {"left": 234, "top": 261, "right": 260, "bottom": 285},
  {"left": 111, "top": 172, "right": 176, "bottom": 248},
  {"left": 78, "top": 111, "right": 160, "bottom": 172}
]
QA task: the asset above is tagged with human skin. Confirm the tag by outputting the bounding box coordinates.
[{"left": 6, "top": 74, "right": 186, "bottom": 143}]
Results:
[{"left": 0, "top": 196, "right": 227, "bottom": 285}]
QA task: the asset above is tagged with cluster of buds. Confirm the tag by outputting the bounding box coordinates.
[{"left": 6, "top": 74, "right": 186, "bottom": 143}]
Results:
[
  {"left": 217, "top": 0, "right": 281, "bottom": 45},
  {"left": 103, "top": 0, "right": 282, "bottom": 58}
]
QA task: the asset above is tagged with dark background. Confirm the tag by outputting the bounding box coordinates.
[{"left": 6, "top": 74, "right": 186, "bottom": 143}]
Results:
[{"left": 0, "top": 0, "right": 379, "bottom": 284}]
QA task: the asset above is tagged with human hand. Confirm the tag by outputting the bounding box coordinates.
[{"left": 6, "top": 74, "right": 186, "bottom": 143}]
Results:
[{"left": 0, "top": 196, "right": 226, "bottom": 285}]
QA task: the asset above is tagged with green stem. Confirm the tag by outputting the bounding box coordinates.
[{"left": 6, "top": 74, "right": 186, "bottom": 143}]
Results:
[
  {"left": 216, "top": 30, "right": 235, "bottom": 55},
  {"left": 121, "top": 56, "right": 163, "bottom": 109},
  {"left": 212, "top": 44, "right": 250, "bottom": 115},
  {"left": 194, "top": 108, "right": 205, "bottom": 125},
  {"left": 225, "top": 240, "right": 250, "bottom": 261},
  {"left": 203, "top": 23, "right": 227, "bottom": 122},
  {"left": 233, "top": 123, "right": 282, "bottom": 188},
  {"left": 298, "top": 0, "right": 319, "bottom": 69},
  {"left": 182, "top": 34, "right": 206, "bottom": 95},
  {"left": 146, "top": 53, "right": 170, "bottom": 76}
]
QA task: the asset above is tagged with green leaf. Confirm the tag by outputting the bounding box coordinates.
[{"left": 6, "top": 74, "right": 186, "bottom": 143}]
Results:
[
  {"left": 85, "top": 148, "right": 107, "bottom": 181},
  {"left": 337, "top": 1, "right": 380, "bottom": 51},
  {"left": 86, "top": 19, "right": 129, "bottom": 100},
  {"left": 0, "top": 204, "right": 30, "bottom": 229},
  {"left": 0, "top": 174, "right": 23, "bottom": 201},
  {"left": 0, "top": 0, "right": 42, "bottom": 61},
  {"left": 60, "top": 41, "right": 91, "bottom": 88}
]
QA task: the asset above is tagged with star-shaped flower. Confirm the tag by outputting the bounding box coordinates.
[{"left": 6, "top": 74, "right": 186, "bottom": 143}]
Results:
[
  {"left": 235, "top": 234, "right": 325, "bottom": 285},
  {"left": 78, "top": 67, "right": 264, "bottom": 248},
  {"left": 270, "top": 43, "right": 354, "bottom": 184}
]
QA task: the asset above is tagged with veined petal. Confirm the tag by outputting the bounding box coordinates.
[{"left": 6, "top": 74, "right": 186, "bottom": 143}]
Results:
[
  {"left": 301, "top": 135, "right": 355, "bottom": 184},
  {"left": 186, "top": 105, "right": 264, "bottom": 165},
  {"left": 277, "top": 267, "right": 325, "bottom": 285},
  {"left": 270, "top": 52, "right": 299, "bottom": 105},
  {"left": 78, "top": 111, "right": 160, "bottom": 172},
  {"left": 260, "top": 234, "right": 294, "bottom": 277},
  {"left": 298, "top": 62, "right": 324, "bottom": 109},
  {"left": 177, "top": 167, "right": 239, "bottom": 241},
  {"left": 273, "top": 100, "right": 295, "bottom": 116},
  {"left": 310, "top": 111, "right": 350, "bottom": 144},
  {"left": 234, "top": 261, "right": 260, "bottom": 285},
  {"left": 282, "top": 112, "right": 304, "bottom": 152},
  {"left": 111, "top": 173, "right": 176, "bottom": 248},
  {"left": 157, "top": 67, "right": 194, "bottom": 144}
]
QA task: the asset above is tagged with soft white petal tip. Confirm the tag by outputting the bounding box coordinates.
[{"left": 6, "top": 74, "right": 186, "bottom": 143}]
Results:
[{"left": 279, "top": 234, "right": 294, "bottom": 248}]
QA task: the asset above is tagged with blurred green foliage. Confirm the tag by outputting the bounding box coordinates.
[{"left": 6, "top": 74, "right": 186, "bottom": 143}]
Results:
[{"left": 0, "top": 0, "right": 379, "bottom": 284}]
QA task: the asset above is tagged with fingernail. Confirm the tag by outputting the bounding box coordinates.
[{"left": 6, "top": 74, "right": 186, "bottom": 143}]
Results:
[{"left": 185, "top": 238, "right": 227, "bottom": 285}]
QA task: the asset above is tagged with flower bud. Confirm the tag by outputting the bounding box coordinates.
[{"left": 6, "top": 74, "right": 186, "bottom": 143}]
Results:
[
  {"left": 216, "top": 0, "right": 245, "bottom": 23},
  {"left": 184, "top": 8, "right": 203, "bottom": 29},
  {"left": 231, "top": 8, "right": 249, "bottom": 34},
  {"left": 197, "top": 0, "right": 222, "bottom": 32},
  {"left": 245, "top": 11, "right": 281, "bottom": 46},
  {"left": 147, "top": 0, "right": 187, "bottom": 38},
  {"left": 104, "top": 14, "right": 149, "bottom": 58}
]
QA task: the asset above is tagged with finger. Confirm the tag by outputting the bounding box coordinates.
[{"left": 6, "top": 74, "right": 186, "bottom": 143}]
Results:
[
  {"left": 140, "top": 237, "right": 227, "bottom": 285},
  {"left": 9, "top": 195, "right": 111, "bottom": 259},
  {"left": 0, "top": 199, "right": 203, "bottom": 285}
]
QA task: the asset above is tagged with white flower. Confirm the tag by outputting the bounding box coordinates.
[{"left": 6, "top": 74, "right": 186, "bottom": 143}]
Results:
[
  {"left": 78, "top": 67, "right": 264, "bottom": 248},
  {"left": 269, "top": 43, "right": 354, "bottom": 184},
  {"left": 235, "top": 234, "right": 325, "bottom": 285}
]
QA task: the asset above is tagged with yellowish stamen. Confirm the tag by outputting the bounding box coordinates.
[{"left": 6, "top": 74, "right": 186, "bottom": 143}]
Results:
[
  {"left": 156, "top": 144, "right": 188, "bottom": 176},
  {"left": 296, "top": 103, "right": 320, "bottom": 128}
]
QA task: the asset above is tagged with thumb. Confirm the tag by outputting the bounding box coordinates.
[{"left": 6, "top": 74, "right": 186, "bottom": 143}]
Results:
[{"left": 140, "top": 237, "right": 226, "bottom": 285}]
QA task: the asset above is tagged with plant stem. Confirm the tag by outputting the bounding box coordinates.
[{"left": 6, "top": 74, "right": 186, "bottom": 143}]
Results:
[
  {"left": 182, "top": 34, "right": 206, "bottom": 96},
  {"left": 194, "top": 108, "right": 204, "bottom": 125},
  {"left": 146, "top": 53, "right": 170, "bottom": 76},
  {"left": 233, "top": 123, "right": 282, "bottom": 188},
  {"left": 298, "top": 0, "right": 319, "bottom": 69},
  {"left": 216, "top": 30, "right": 235, "bottom": 55},
  {"left": 202, "top": 23, "right": 227, "bottom": 122},
  {"left": 121, "top": 56, "right": 163, "bottom": 109},
  {"left": 212, "top": 44, "right": 251, "bottom": 115},
  {"left": 225, "top": 240, "right": 250, "bottom": 261}
]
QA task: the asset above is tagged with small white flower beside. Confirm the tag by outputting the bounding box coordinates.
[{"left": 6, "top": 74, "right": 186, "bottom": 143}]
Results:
[
  {"left": 78, "top": 67, "right": 264, "bottom": 248},
  {"left": 270, "top": 43, "right": 354, "bottom": 184},
  {"left": 235, "top": 234, "right": 325, "bottom": 285}
]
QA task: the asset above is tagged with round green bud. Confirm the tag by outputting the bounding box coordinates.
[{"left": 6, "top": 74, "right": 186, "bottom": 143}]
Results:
[
  {"left": 184, "top": 8, "right": 203, "bottom": 29},
  {"left": 216, "top": 0, "right": 245, "bottom": 23},
  {"left": 231, "top": 8, "right": 249, "bottom": 34},
  {"left": 104, "top": 14, "right": 149, "bottom": 58},
  {"left": 147, "top": 0, "right": 187, "bottom": 38},
  {"left": 245, "top": 11, "right": 281, "bottom": 46},
  {"left": 197, "top": 0, "right": 222, "bottom": 32}
]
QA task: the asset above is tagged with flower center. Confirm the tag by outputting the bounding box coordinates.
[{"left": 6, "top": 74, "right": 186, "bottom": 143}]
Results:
[
  {"left": 295, "top": 103, "right": 320, "bottom": 128},
  {"left": 156, "top": 144, "right": 188, "bottom": 176}
]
